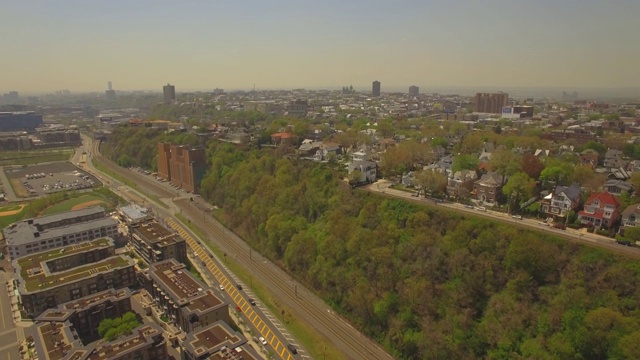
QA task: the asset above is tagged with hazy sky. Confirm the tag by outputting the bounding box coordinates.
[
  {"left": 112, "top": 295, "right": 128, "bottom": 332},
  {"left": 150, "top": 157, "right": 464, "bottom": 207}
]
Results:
[{"left": 2, "top": 0, "right": 639, "bottom": 93}]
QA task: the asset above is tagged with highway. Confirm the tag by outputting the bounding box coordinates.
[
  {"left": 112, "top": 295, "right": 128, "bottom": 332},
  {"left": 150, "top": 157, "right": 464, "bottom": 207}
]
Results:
[
  {"left": 363, "top": 180, "right": 640, "bottom": 259},
  {"left": 83, "top": 135, "right": 395, "bottom": 360}
]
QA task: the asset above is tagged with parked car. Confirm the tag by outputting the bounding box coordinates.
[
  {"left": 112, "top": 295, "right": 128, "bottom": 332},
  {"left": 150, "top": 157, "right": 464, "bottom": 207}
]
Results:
[
  {"left": 553, "top": 223, "right": 566, "bottom": 230},
  {"left": 259, "top": 337, "right": 268, "bottom": 346},
  {"left": 249, "top": 298, "right": 256, "bottom": 306},
  {"left": 464, "top": 205, "right": 474, "bottom": 209},
  {"left": 287, "top": 344, "right": 298, "bottom": 354},
  {"left": 476, "top": 207, "right": 486, "bottom": 212},
  {"left": 511, "top": 215, "right": 522, "bottom": 220},
  {"left": 236, "top": 284, "right": 243, "bottom": 290}
]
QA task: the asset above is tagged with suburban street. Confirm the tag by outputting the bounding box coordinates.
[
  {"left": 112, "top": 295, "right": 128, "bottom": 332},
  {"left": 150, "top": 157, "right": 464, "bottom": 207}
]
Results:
[
  {"left": 0, "top": 269, "right": 24, "bottom": 360},
  {"left": 363, "top": 179, "right": 640, "bottom": 259},
  {"left": 82, "top": 135, "right": 395, "bottom": 360}
]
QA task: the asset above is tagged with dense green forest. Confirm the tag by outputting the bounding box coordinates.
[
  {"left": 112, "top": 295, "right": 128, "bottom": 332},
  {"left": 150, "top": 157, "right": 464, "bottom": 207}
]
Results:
[{"left": 105, "top": 128, "right": 640, "bottom": 359}]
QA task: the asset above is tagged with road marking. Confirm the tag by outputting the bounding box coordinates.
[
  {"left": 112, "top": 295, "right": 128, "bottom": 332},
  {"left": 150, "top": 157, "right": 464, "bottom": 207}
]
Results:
[{"left": 166, "top": 219, "right": 294, "bottom": 360}]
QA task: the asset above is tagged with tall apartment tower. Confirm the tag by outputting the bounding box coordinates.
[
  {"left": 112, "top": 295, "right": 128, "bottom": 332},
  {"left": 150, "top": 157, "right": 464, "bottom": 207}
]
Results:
[
  {"left": 157, "top": 143, "right": 206, "bottom": 193},
  {"left": 372, "top": 81, "right": 381, "bottom": 97},
  {"left": 474, "top": 92, "right": 509, "bottom": 114},
  {"left": 409, "top": 85, "right": 419, "bottom": 96},
  {"left": 105, "top": 81, "right": 116, "bottom": 101},
  {"left": 163, "top": 83, "right": 176, "bottom": 104}
]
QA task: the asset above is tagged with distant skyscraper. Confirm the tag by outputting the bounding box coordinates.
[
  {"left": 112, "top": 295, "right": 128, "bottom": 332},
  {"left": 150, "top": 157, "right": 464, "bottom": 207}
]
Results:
[
  {"left": 2, "top": 91, "right": 19, "bottom": 104},
  {"left": 163, "top": 83, "right": 176, "bottom": 104},
  {"left": 372, "top": 81, "right": 381, "bottom": 97},
  {"left": 474, "top": 92, "right": 509, "bottom": 114},
  {"left": 409, "top": 86, "right": 419, "bottom": 96},
  {"left": 105, "top": 82, "right": 116, "bottom": 101}
]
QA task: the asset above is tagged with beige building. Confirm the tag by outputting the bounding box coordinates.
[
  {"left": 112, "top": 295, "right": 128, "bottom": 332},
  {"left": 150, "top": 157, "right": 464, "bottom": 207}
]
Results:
[
  {"left": 3, "top": 206, "right": 119, "bottom": 260},
  {"left": 12, "top": 238, "right": 136, "bottom": 317},
  {"left": 129, "top": 219, "right": 187, "bottom": 264},
  {"left": 143, "top": 259, "right": 230, "bottom": 333}
]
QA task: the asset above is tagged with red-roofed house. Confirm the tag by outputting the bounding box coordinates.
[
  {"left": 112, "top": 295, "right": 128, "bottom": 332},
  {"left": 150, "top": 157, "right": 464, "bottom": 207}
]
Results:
[
  {"left": 578, "top": 192, "right": 621, "bottom": 228},
  {"left": 271, "top": 132, "right": 296, "bottom": 146}
]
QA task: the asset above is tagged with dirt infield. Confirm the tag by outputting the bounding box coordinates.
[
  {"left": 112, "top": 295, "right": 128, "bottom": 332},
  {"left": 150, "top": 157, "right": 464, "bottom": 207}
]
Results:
[
  {"left": 71, "top": 200, "right": 107, "bottom": 211},
  {"left": 0, "top": 204, "right": 26, "bottom": 216}
]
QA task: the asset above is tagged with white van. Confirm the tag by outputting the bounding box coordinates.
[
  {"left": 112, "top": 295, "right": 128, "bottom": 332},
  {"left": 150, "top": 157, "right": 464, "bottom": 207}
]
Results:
[{"left": 476, "top": 207, "right": 487, "bottom": 212}]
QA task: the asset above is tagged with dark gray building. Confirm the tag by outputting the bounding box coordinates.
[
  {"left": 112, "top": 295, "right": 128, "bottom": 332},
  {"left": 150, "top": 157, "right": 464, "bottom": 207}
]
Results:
[
  {"left": 372, "top": 80, "right": 381, "bottom": 97},
  {"left": 0, "top": 111, "right": 43, "bottom": 132}
]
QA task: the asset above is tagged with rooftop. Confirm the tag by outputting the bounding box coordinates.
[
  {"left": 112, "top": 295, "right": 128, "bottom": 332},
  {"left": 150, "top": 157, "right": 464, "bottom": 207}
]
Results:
[
  {"left": 34, "top": 322, "right": 78, "bottom": 360},
  {"left": 61, "top": 287, "right": 131, "bottom": 311},
  {"left": 87, "top": 324, "right": 163, "bottom": 360},
  {"left": 183, "top": 321, "right": 245, "bottom": 358},
  {"left": 185, "top": 289, "right": 224, "bottom": 313},
  {"left": 149, "top": 260, "right": 207, "bottom": 305},
  {"left": 16, "top": 253, "right": 132, "bottom": 293},
  {"left": 133, "top": 220, "right": 182, "bottom": 246},
  {"left": 4, "top": 216, "right": 117, "bottom": 246},
  {"left": 16, "top": 238, "right": 112, "bottom": 268}
]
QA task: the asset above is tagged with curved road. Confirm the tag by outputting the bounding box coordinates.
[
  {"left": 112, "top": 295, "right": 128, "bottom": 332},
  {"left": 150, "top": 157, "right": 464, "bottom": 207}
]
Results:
[
  {"left": 86, "top": 136, "right": 395, "bottom": 360},
  {"left": 364, "top": 180, "right": 640, "bottom": 259}
]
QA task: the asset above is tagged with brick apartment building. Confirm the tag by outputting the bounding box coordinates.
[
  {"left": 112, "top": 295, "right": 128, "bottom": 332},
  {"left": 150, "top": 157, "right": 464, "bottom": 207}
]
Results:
[
  {"left": 474, "top": 92, "right": 509, "bottom": 114},
  {"left": 157, "top": 143, "right": 207, "bottom": 193}
]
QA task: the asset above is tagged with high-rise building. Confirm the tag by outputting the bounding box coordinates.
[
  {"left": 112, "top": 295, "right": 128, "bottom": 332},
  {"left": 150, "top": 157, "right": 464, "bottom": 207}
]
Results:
[
  {"left": 107, "top": 81, "right": 113, "bottom": 91},
  {"left": 372, "top": 81, "right": 381, "bottom": 97},
  {"left": 409, "top": 86, "right": 419, "bottom": 96},
  {"left": 474, "top": 92, "right": 509, "bottom": 114},
  {"left": 3, "top": 91, "right": 19, "bottom": 103},
  {"left": 163, "top": 83, "right": 176, "bottom": 104},
  {"left": 105, "top": 81, "right": 116, "bottom": 100},
  {"left": 157, "top": 143, "right": 207, "bottom": 193}
]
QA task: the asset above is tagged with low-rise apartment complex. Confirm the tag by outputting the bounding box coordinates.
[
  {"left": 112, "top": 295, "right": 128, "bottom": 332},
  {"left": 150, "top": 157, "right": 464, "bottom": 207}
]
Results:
[
  {"left": 181, "top": 321, "right": 260, "bottom": 360},
  {"left": 3, "top": 206, "right": 119, "bottom": 260},
  {"left": 129, "top": 219, "right": 187, "bottom": 264},
  {"left": 36, "top": 288, "right": 133, "bottom": 342},
  {"left": 12, "top": 238, "right": 136, "bottom": 317},
  {"left": 143, "top": 259, "right": 230, "bottom": 333}
]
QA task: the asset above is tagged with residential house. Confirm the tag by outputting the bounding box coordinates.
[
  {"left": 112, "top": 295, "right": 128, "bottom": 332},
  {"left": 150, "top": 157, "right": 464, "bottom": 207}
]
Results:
[
  {"left": 424, "top": 155, "right": 454, "bottom": 178},
  {"left": 580, "top": 149, "right": 600, "bottom": 168},
  {"left": 628, "top": 160, "right": 640, "bottom": 173},
  {"left": 540, "top": 183, "right": 582, "bottom": 219},
  {"left": 298, "top": 140, "right": 323, "bottom": 157},
  {"left": 578, "top": 192, "right": 621, "bottom": 228},
  {"left": 603, "top": 179, "right": 632, "bottom": 196},
  {"left": 609, "top": 167, "right": 631, "bottom": 181},
  {"left": 604, "top": 149, "right": 626, "bottom": 171},
  {"left": 446, "top": 170, "right": 478, "bottom": 198},
  {"left": 473, "top": 172, "right": 506, "bottom": 204},
  {"left": 271, "top": 132, "right": 296, "bottom": 146},
  {"left": 348, "top": 160, "right": 377, "bottom": 183},
  {"left": 431, "top": 145, "right": 446, "bottom": 160},
  {"left": 621, "top": 203, "right": 640, "bottom": 227},
  {"left": 379, "top": 138, "right": 396, "bottom": 151},
  {"left": 318, "top": 142, "right": 342, "bottom": 160},
  {"left": 534, "top": 149, "right": 551, "bottom": 158}
]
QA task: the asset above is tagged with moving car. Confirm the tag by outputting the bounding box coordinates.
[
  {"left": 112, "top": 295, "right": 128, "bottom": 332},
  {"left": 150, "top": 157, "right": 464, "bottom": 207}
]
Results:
[
  {"left": 287, "top": 344, "right": 298, "bottom": 354},
  {"left": 511, "top": 215, "right": 522, "bottom": 220},
  {"left": 259, "top": 337, "right": 268, "bottom": 346},
  {"left": 219, "top": 284, "right": 225, "bottom": 291},
  {"left": 249, "top": 298, "right": 256, "bottom": 306}
]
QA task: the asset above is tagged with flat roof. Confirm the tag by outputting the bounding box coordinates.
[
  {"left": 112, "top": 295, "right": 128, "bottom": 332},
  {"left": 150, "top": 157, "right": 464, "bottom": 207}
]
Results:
[
  {"left": 183, "top": 321, "right": 245, "bottom": 358},
  {"left": 34, "top": 322, "right": 79, "bottom": 360},
  {"left": 87, "top": 324, "right": 163, "bottom": 360},
  {"left": 62, "top": 287, "right": 131, "bottom": 311},
  {"left": 185, "top": 290, "right": 224, "bottom": 313},
  {"left": 149, "top": 260, "right": 207, "bottom": 305},
  {"left": 16, "top": 238, "right": 113, "bottom": 268},
  {"left": 118, "top": 204, "right": 149, "bottom": 222},
  {"left": 30, "top": 206, "right": 105, "bottom": 227},
  {"left": 4, "top": 217, "right": 117, "bottom": 246},
  {"left": 133, "top": 220, "right": 182, "bottom": 246},
  {"left": 17, "top": 254, "right": 133, "bottom": 293}
]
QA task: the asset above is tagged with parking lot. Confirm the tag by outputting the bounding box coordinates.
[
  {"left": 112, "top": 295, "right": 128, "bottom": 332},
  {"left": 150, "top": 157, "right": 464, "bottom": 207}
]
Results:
[{"left": 4, "top": 162, "right": 101, "bottom": 198}]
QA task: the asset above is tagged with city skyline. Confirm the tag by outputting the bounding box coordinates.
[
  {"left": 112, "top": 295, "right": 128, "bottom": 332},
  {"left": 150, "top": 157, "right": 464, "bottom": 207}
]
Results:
[{"left": 1, "top": 0, "right": 639, "bottom": 93}]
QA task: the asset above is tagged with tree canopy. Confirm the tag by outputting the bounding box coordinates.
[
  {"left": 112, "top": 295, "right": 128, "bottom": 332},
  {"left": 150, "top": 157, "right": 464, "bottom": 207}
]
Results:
[{"left": 98, "top": 312, "right": 140, "bottom": 342}]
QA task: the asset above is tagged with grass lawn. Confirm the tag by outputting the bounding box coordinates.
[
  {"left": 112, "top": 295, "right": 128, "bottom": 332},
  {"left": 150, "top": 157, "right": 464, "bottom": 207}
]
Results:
[
  {"left": 0, "top": 209, "right": 27, "bottom": 229},
  {"left": 41, "top": 193, "right": 111, "bottom": 216},
  {"left": 175, "top": 214, "right": 346, "bottom": 360},
  {"left": 0, "top": 148, "right": 74, "bottom": 166},
  {"left": 0, "top": 204, "right": 24, "bottom": 212}
]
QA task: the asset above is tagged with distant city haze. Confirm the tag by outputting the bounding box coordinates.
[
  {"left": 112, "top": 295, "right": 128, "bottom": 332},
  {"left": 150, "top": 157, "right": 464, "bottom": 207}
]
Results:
[{"left": 1, "top": 1, "right": 639, "bottom": 94}]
